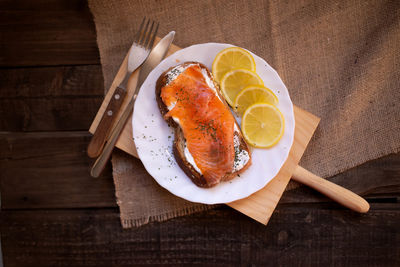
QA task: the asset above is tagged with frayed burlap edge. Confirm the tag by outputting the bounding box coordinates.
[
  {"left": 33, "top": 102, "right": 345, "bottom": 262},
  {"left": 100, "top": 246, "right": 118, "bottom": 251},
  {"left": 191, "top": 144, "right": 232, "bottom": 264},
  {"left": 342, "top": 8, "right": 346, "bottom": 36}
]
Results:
[{"left": 121, "top": 204, "right": 217, "bottom": 228}]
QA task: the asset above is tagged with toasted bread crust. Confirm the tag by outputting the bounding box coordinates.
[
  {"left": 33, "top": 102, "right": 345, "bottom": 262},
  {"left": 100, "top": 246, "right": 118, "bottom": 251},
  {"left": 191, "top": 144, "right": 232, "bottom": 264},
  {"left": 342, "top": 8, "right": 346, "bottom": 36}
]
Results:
[{"left": 156, "top": 62, "right": 251, "bottom": 188}]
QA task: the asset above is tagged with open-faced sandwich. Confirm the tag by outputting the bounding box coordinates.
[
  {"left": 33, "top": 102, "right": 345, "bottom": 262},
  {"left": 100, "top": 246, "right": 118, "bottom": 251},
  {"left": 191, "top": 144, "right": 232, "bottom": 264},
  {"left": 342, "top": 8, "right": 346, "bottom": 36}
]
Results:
[{"left": 156, "top": 62, "right": 252, "bottom": 188}]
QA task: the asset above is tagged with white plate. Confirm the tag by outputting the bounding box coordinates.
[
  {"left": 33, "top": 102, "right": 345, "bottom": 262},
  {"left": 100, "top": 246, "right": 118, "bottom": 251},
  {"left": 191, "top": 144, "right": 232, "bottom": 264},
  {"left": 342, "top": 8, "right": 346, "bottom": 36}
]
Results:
[{"left": 132, "top": 43, "right": 295, "bottom": 204}]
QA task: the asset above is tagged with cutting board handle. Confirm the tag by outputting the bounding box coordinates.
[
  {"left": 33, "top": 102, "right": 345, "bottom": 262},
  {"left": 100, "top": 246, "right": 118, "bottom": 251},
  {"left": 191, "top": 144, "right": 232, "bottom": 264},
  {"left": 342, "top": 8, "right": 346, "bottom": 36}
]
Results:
[{"left": 292, "top": 166, "right": 370, "bottom": 213}]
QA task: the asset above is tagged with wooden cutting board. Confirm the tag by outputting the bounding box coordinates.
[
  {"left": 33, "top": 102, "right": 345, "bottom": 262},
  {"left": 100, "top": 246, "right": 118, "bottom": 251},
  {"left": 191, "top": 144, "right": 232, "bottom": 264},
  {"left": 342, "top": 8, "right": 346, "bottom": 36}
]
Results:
[{"left": 89, "top": 41, "right": 320, "bottom": 225}]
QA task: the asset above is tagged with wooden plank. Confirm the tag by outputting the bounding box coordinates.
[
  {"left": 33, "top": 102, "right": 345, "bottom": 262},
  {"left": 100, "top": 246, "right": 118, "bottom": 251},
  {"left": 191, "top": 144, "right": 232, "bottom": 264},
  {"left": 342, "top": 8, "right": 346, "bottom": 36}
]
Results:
[
  {"left": 0, "top": 65, "right": 104, "bottom": 98},
  {"left": 0, "top": 65, "right": 104, "bottom": 131},
  {"left": 0, "top": 97, "right": 103, "bottom": 131},
  {"left": 1, "top": 204, "right": 399, "bottom": 266},
  {"left": 1, "top": 130, "right": 399, "bottom": 210},
  {"left": 0, "top": 132, "right": 116, "bottom": 209},
  {"left": 0, "top": 0, "right": 99, "bottom": 66}
]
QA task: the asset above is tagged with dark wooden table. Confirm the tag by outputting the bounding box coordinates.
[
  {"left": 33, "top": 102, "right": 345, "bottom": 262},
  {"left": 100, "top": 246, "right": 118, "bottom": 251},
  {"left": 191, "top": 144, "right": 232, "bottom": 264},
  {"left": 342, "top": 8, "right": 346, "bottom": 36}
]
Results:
[{"left": 0, "top": 1, "right": 399, "bottom": 266}]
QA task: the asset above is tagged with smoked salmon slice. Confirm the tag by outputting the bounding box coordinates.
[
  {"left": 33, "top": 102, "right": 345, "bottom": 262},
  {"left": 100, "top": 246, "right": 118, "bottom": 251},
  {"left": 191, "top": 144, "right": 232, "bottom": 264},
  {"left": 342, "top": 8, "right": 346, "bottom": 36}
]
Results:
[{"left": 161, "top": 64, "right": 235, "bottom": 186}]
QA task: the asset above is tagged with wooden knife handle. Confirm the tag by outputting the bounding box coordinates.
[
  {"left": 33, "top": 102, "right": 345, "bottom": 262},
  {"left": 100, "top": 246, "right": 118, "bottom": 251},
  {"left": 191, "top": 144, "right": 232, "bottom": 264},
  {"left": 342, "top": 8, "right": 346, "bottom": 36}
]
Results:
[
  {"left": 292, "top": 166, "right": 370, "bottom": 213},
  {"left": 87, "top": 87, "right": 127, "bottom": 158}
]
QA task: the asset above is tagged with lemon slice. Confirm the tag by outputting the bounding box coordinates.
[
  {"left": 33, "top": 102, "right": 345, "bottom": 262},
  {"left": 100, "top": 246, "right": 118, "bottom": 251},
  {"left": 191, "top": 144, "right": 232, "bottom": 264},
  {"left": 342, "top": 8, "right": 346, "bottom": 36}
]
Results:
[
  {"left": 220, "top": 69, "right": 263, "bottom": 107},
  {"left": 242, "top": 103, "right": 284, "bottom": 148},
  {"left": 234, "top": 85, "right": 279, "bottom": 115},
  {"left": 212, "top": 47, "right": 256, "bottom": 83}
]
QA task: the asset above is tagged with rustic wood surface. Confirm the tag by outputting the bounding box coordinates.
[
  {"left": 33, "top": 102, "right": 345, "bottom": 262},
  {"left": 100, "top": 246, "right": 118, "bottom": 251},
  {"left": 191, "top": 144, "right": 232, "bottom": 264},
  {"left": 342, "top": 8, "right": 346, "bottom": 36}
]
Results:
[
  {"left": 0, "top": 0, "right": 399, "bottom": 266},
  {"left": 1, "top": 204, "right": 399, "bottom": 266},
  {"left": 0, "top": 0, "right": 99, "bottom": 66}
]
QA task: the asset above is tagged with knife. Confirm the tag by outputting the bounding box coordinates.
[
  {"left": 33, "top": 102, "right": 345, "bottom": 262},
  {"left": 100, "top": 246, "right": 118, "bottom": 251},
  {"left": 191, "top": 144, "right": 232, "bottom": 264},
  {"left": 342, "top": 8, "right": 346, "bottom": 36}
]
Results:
[
  {"left": 87, "top": 85, "right": 127, "bottom": 158},
  {"left": 90, "top": 31, "right": 175, "bottom": 178}
]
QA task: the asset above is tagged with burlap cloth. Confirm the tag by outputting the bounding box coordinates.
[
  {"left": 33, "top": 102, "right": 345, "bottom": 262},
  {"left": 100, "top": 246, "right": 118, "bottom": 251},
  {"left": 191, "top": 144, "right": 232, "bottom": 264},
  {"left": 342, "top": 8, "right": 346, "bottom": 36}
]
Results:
[{"left": 88, "top": 0, "right": 400, "bottom": 228}]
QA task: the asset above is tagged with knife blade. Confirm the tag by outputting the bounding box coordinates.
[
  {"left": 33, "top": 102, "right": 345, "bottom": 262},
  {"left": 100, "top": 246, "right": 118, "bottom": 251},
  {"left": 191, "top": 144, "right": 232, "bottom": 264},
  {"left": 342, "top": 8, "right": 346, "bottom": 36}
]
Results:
[
  {"left": 90, "top": 31, "right": 175, "bottom": 178},
  {"left": 87, "top": 22, "right": 159, "bottom": 158}
]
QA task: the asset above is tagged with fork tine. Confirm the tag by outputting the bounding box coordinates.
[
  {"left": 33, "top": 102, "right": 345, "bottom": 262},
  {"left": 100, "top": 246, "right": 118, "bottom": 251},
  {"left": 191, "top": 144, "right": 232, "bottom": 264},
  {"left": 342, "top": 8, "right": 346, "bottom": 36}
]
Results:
[
  {"left": 143, "top": 20, "right": 155, "bottom": 48},
  {"left": 147, "top": 22, "right": 159, "bottom": 50},
  {"left": 134, "top": 17, "right": 146, "bottom": 43},
  {"left": 138, "top": 18, "right": 150, "bottom": 46},
  {"left": 137, "top": 18, "right": 148, "bottom": 46}
]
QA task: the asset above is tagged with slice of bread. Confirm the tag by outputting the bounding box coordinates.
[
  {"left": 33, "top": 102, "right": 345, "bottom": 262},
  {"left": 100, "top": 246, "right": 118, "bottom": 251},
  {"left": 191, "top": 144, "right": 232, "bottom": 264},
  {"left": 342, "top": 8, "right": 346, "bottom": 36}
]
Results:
[{"left": 156, "top": 62, "right": 251, "bottom": 188}]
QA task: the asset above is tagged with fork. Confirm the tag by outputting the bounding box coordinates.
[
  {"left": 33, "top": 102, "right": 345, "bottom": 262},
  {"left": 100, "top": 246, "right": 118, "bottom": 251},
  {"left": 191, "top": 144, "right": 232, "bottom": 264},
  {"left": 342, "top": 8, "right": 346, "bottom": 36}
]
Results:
[{"left": 87, "top": 18, "right": 159, "bottom": 158}]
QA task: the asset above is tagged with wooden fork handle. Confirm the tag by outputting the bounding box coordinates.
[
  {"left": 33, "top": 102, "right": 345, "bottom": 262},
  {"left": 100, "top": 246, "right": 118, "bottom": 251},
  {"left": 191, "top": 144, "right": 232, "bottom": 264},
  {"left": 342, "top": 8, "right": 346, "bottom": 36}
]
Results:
[
  {"left": 87, "top": 87, "right": 127, "bottom": 158},
  {"left": 292, "top": 166, "right": 370, "bottom": 213}
]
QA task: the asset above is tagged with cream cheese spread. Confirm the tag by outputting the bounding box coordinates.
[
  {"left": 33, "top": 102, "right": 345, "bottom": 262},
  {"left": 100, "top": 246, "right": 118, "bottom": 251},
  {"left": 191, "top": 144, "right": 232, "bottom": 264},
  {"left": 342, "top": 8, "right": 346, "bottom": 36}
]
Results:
[{"left": 163, "top": 63, "right": 250, "bottom": 176}]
